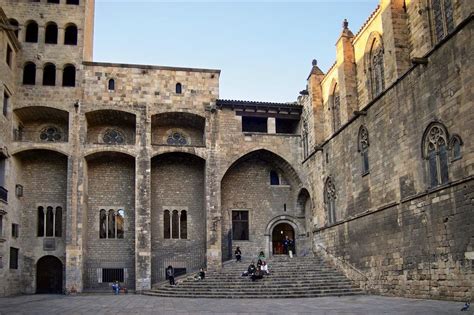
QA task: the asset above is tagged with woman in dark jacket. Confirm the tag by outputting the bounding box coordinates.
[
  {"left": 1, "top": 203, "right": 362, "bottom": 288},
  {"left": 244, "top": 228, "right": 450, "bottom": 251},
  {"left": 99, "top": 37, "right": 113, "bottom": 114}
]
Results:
[{"left": 235, "top": 247, "right": 242, "bottom": 262}]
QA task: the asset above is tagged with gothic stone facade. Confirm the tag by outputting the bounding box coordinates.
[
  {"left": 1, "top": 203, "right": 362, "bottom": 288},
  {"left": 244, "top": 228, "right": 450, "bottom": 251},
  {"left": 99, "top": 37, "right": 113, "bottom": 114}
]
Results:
[{"left": 0, "top": 0, "right": 472, "bottom": 301}]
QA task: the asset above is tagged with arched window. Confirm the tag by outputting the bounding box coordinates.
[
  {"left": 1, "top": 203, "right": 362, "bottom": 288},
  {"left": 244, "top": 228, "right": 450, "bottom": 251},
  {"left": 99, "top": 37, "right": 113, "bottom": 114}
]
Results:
[
  {"left": 180, "top": 210, "right": 187, "bottom": 239},
  {"left": 270, "top": 170, "right": 280, "bottom": 185},
  {"left": 449, "top": 134, "right": 463, "bottom": 161},
  {"left": 164, "top": 209, "right": 187, "bottom": 239},
  {"left": 8, "top": 19, "right": 19, "bottom": 38},
  {"left": 45, "top": 22, "right": 58, "bottom": 44},
  {"left": 164, "top": 210, "right": 170, "bottom": 239},
  {"left": 367, "top": 34, "right": 385, "bottom": 98},
  {"left": 64, "top": 24, "right": 78, "bottom": 45},
  {"left": 116, "top": 209, "right": 124, "bottom": 238},
  {"left": 302, "top": 120, "right": 309, "bottom": 158},
  {"left": 102, "top": 129, "right": 125, "bottom": 145},
  {"left": 38, "top": 205, "right": 63, "bottom": 237},
  {"left": 324, "top": 177, "right": 337, "bottom": 225},
  {"left": 42, "top": 63, "right": 56, "bottom": 86},
  {"left": 99, "top": 209, "right": 107, "bottom": 239},
  {"left": 172, "top": 210, "right": 179, "bottom": 239},
  {"left": 38, "top": 206, "right": 45, "bottom": 236},
  {"left": 422, "top": 122, "right": 449, "bottom": 187},
  {"left": 40, "top": 126, "right": 62, "bottom": 142},
  {"left": 108, "top": 79, "right": 115, "bottom": 91},
  {"left": 55, "top": 207, "right": 62, "bottom": 237},
  {"left": 175, "top": 83, "right": 182, "bottom": 94},
  {"left": 331, "top": 83, "right": 341, "bottom": 133},
  {"left": 431, "top": 0, "right": 454, "bottom": 42},
  {"left": 66, "top": 0, "right": 79, "bottom": 4},
  {"left": 25, "top": 21, "right": 39, "bottom": 43},
  {"left": 108, "top": 209, "right": 116, "bottom": 239},
  {"left": 48, "top": 0, "right": 60, "bottom": 3},
  {"left": 62, "top": 64, "right": 76, "bottom": 87},
  {"left": 167, "top": 131, "right": 187, "bottom": 146},
  {"left": 358, "top": 126, "right": 370, "bottom": 175},
  {"left": 23, "top": 62, "right": 36, "bottom": 85}
]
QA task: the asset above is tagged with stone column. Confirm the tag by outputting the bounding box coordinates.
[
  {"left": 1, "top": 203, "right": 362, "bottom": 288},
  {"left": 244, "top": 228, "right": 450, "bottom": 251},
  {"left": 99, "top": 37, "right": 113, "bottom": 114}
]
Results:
[
  {"left": 58, "top": 27, "right": 65, "bottom": 46},
  {"left": 65, "top": 101, "right": 83, "bottom": 293},
  {"left": 206, "top": 104, "right": 222, "bottom": 270},
  {"left": 134, "top": 105, "right": 152, "bottom": 292}
]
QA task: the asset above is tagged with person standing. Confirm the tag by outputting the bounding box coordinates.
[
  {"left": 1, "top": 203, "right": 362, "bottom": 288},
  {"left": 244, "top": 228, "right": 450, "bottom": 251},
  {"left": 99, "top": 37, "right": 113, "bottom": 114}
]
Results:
[
  {"left": 166, "top": 265, "right": 175, "bottom": 286},
  {"left": 235, "top": 247, "right": 242, "bottom": 262},
  {"left": 288, "top": 238, "right": 295, "bottom": 258},
  {"left": 283, "top": 235, "right": 290, "bottom": 255}
]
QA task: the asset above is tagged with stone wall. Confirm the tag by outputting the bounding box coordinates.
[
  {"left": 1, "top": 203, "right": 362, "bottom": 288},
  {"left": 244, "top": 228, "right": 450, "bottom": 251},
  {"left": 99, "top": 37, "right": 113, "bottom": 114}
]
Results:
[
  {"left": 221, "top": 155, "right": 309, "bottom": 260},
  {"left": 305, "top": 16, "right": 473, "bottom": 301},
  {"left": 150, "top": 153, "right": 206, "bottom": 282},
  {"left": 83, "top": 153, "right": 136, "bottom": 290},
  {"left": 15, "top": 150, "right": 68, "bottom": 294}
]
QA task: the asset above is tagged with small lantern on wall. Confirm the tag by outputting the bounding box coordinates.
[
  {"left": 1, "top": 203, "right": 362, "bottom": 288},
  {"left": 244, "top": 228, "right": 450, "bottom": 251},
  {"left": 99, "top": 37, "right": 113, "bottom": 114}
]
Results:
[{"left": 15, "top": 184, "right": 23, "bottom": 197}]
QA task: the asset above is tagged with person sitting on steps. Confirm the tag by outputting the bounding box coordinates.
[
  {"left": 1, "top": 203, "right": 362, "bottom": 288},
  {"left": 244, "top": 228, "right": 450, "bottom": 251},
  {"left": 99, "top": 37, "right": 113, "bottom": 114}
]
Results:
[
  {"left": 235, "top": 247, "right": 242, "bottom": 262},
  {"left": 258, "top": 251, "right": 265, "bottom": 260},
  {"left": 251, "top": 266, "right": 264, "bottom": 282},
  {"left": 194, "top": 268, "right": 206, "bottom": 281},
  {"left": 261, "top": 261, "right": 270, "bottom": 275},
  {"left": 241, "top": 261, "right": 256, "bottom": 277}
]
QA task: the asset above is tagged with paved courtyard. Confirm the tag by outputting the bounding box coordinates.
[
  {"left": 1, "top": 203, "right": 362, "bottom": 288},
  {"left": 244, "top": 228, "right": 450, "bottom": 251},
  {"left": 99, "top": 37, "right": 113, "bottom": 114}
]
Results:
[{"left": 0, "top": 294, "right": 468, "bottom": 314}]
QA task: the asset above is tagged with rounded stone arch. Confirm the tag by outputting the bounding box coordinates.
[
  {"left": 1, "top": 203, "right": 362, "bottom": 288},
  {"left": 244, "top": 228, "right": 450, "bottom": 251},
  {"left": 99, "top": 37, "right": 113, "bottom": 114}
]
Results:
[
  {"left": 264, "top": 215, "right": 304, "bottom": 236},
  {"left": 150, "top": 109, "right": 207, "bottom": 120},
  {"left": 264, "top": 215, "right": 305, "bottom": 257},
  {"left": 36, "top": 255, "right": 64, "bottom": 294},
  {"left": 151, "top": 148, "right": 207, "bottom": 161},
  {"left": 85, "top": 109, "right": 137, "bottom": 145},
  {"left": 151, "top": 111, "right": 206, "bottom": 147},
  {"left": 84, "top": 107, "right": 138, "bottom": 117},
  {"left": 219, "top": 148, "right": 304, "bottom": 186},
  {"left": 84, "top": 149, "right": 136, "bottom": 161},
  {"left": 11, "top": 147, "right": 70, "bottom": 159}
]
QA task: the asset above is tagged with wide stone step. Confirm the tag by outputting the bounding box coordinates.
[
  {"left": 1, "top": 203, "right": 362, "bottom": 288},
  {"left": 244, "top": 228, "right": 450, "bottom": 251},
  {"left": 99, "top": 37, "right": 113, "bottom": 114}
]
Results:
[
  {"left": 154, "top": 285, "right": 360, "bottom": 292},
  {"left": 165, "top": 281, "right": 356, "bottom": 288},
  {"left": 144, "top": 290, "right": 364, "bottom": 299},
  {"left": 147, "top": 256, "right": 364, "bottom": 299},
  {"left": 198, "top": 275, "right": 348, "bottom": 280}
]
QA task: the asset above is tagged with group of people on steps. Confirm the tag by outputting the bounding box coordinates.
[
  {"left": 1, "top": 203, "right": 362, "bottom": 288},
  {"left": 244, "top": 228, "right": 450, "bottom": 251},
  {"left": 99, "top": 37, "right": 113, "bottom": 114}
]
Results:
[{"left": 236, "top": 248, "right": 270, "bottom": 282}]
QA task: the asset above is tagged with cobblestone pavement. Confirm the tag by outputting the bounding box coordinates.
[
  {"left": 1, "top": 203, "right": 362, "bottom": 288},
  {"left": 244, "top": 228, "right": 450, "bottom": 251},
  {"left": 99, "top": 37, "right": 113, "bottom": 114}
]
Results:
[{"left": 0, "top": 294, "right": 467, "bottom": 314}]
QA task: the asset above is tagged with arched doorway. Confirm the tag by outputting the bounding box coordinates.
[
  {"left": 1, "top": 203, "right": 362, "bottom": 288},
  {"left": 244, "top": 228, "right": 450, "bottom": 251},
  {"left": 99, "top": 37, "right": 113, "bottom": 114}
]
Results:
[
  {"left": 36, "top": 256, "right": 63, "bottom": 294},
  {"left": 272, "top": 223, "right": 295, "bottom": 255}
]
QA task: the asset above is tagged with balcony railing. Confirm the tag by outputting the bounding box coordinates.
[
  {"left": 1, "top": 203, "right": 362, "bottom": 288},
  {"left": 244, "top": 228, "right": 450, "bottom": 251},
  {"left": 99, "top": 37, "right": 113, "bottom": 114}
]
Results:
[{"left": 0, "top": 186, "right": 7, "bottom": 203}]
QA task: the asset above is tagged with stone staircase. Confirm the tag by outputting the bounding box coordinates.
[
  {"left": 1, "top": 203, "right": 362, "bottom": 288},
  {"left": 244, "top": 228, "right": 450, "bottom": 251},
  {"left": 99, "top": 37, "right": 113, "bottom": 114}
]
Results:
[{"left": 144, "top": 255, "right": 364, "bottom": 298}]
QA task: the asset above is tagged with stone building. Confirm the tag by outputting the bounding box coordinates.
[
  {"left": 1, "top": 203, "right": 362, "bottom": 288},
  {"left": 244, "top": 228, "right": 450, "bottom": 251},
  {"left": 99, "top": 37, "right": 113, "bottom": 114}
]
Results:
[{"left": 0, "top": 0, "right": 472, "bottom": 301}]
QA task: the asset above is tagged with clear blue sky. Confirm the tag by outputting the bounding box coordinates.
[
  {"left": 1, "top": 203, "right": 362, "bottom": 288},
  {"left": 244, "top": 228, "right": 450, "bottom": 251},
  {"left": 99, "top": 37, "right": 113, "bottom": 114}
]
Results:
[{"left": 94, "top": 1, "right": 378, "bottom": 102}]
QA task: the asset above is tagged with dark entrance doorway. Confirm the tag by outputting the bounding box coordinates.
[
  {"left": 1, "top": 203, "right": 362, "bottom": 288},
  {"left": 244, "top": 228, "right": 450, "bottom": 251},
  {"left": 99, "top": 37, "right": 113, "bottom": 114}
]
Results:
[
  {"left": 36, "top": 256, "right": 63, "bottom": 294},
  {"left": 272, "top": 223, "right": 295, "bottom": 255}
]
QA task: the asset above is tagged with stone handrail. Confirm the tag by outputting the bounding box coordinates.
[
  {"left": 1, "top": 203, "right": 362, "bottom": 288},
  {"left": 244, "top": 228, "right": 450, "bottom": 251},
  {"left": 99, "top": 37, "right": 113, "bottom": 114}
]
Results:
[{"left": 315, "top": 243, "right": 373, "bottom": 292}]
